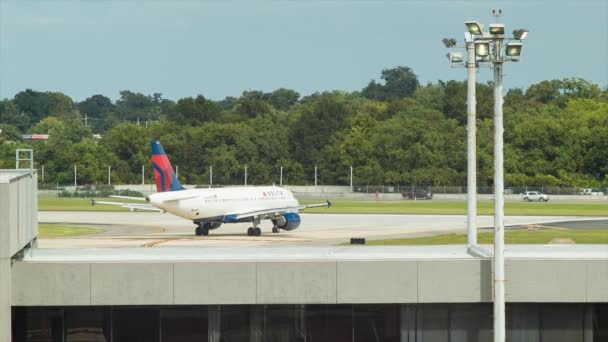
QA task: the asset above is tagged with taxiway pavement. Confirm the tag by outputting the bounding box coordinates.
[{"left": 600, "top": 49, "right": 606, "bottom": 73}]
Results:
[{"left": 37, "top": 211, "right": 608, "bottom": 248}]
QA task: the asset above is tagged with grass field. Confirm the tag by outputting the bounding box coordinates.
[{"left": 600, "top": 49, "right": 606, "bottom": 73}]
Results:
[
  {"left": 39, "top": 197, "right": 608, "bottom": 216},
  {"left": 360, "top": 228, "right": 608, "bottom": 245},
  {"left": 39, "top": 197, "right": 136, "bottom": 211},
  {"left": 38, "top": 224, "right": 104, "bottom": 238},
  {"left": 302, "top": 200, "right": 608, "bottom": 216}
]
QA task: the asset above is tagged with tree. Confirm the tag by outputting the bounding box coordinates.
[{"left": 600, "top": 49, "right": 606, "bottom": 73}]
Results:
[
  {"left": 166, "top": 95, "right": 222, "bottom": 125},
  {"left": 0, "top": 99, "right": 30, "bottom": 131},
  {"left": 362, "top": 66, "right": 419, "bottom": 100},
  {"left": 291, "top": 93, "right": 353, "bottom": 172},
  {"left": 263, "top": 88, "right": 300, "bottom": 110},
  {"left": 115, "top": 90, "right": 158, "bottom": 122},
  {"left": 77, "top": 95, "right": 114, "bottom": 118}
]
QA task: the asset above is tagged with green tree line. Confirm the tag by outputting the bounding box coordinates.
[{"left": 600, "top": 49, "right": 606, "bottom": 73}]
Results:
[{"left": 1, "top": 66, "right": 607, "bottom": 187}]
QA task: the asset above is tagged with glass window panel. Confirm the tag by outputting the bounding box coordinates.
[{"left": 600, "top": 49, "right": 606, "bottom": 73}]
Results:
[
  {"left": 417, "top": 304, "right": 448, "bottom": 342},
  {"left": 219, "top": 305, "right": 250, "bottom": 342},
  {"left": 541, "top": 304, "right": 583, "bottom": 342},
  {"left": 594, "top": 304, "right": 608, "bottom": 341},
  {"left": 305, "top": 305, "right": 352, "bottom": 342},
  {"left": 161, "top": 308, "right": 208, "bottom": 342},
  {"left": 65, "top": 308, "right": 110, "bottom": 342},
  {"left": 112, "top": 308, "right": 159, "bottom": 342},
  {"left": 12, "top": 307, "right": 63, "bottom": 342},
  {"left": 353, "top": 304, "right": 399, "bottom": 342},
  {"left": 264, "top": 305, "right": 305, "bottom": 342},
  {"left": 507, "top": 303, "right": 540, "bottom": 342},
  {"left": 449, "top": 304, "right": 492, "bottom": 342}
]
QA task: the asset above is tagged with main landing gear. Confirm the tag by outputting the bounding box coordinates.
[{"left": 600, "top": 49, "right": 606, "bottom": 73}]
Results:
[
  {"left": 271, "top": 219, "right": 280, "bottom": 234},
  {"left": 247, "top": 227, "right": 261, "bottom": 236},
  {"left": 195, "top": 222, "right": 210, "bottom": 236},
  {"left": 247, "top": 217, "right": 262, "bottom": 236}
]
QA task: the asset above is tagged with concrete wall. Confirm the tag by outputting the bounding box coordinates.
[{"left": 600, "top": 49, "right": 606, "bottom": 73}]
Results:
[
  {"left": 11, "top": 258, "right": 608, "bottom": 306},
  {"left": 0, "top": 170, "right": 38, "bottom": 342},
  {"left": 0, "top": 171, "right": 38, "bottom": 259}
]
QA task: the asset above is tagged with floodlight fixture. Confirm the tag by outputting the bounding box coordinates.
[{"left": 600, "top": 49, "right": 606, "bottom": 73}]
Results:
[
  {"left": 465, "top": 21, "right": 484, "bottom": 35},
  {"left": 442, "top": 38, "right": 457, "bottom": 48},
  {"left": 506, "top": 42, "right": 523, "bottom": 56},
  {"left": 513, "top": 29, "right": 529, "bottom": 40},
  {"left": 447, "top": 52, "right": 464, "bottom": 63},
  {"left": 489, "top": 23, "right": 505, "bottom": 35},
  {"left": 475, "top": 40, "right": 490, "bottom": 57}
]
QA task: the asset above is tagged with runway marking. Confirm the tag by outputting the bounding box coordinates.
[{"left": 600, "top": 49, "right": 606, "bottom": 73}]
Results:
[{"left": 143, "top": 238, "right": 180, "bottom": 247}]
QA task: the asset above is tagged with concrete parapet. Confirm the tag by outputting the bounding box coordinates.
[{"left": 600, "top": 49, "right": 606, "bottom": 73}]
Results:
[{"left": 10, "top": 246, "right": 608, "bottom": 306}]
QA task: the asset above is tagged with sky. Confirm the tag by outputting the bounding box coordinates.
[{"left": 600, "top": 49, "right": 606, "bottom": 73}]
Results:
[{"left": 0, "top": 0, "right": 606, "bottom": 102}]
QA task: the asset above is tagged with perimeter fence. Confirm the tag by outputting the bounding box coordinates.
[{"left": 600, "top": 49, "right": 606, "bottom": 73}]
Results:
[{"left": 37, "top": 183, "right": 607, "bottom": 198}]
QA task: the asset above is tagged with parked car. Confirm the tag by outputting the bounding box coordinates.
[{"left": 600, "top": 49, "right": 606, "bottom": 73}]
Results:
[
  {"left": 579, "top": 188, "right": 605, "bottom": 196},
  {"left": 402, "top": 189, "right": 433, "bottom": 200},
  {"left": 521, "top": 191, "right": 549, "bottom": 202}
]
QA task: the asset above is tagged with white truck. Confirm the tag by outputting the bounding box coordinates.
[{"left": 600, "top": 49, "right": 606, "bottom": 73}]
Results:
[
  {"left": 579, "top": 188, "right": 605, "bottom": 196},
  {"left": 521, "top": 191, "right": 549, "bottom": 202}
]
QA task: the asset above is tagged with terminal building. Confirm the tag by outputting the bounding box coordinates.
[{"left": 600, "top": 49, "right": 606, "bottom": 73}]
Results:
[{"left": 1, "top": 169, "right": 607, "bottom": 341}]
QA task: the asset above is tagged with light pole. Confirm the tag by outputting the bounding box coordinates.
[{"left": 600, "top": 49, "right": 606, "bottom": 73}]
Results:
[
  {"left": 463, "top": 11, "right": 529, "bottom": 342},
  {"left": 444, "top": 32, "right": 478, "bottom": 246}
]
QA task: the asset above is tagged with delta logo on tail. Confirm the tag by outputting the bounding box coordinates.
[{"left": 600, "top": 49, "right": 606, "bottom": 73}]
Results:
[{"left": 151, "top": 140, "right": 185, "bottom": 192}]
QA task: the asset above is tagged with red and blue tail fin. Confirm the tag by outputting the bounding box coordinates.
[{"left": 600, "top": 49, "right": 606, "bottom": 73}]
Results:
[{"left": 151, "top": 140, "right": 185, "bottom": 192}]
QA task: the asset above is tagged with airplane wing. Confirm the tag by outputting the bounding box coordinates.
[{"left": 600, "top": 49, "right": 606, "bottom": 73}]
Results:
[
  {"left": 91, "top": 199, "right": 164, "bottom": 212},
  {"left": 110, "top": 195, "right": 147, "bottom": 201},
  {"left": 227, "top": 200, "right": 332, "bottom": 221}
]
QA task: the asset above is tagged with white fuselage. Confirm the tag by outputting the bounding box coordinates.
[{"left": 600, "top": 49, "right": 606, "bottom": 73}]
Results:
[{"left": 147, "top": 186, "right": 299, "bottom": 221}]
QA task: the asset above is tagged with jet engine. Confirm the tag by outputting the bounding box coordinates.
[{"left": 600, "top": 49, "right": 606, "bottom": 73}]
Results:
[{"left": 274, "top": 213, "right": 301, "bottom": 231}]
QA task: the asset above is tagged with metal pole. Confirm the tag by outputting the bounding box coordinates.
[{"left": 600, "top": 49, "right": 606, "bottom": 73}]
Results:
[
  {"left": 280, "top": 166, "right": 283, "bottom": 186},
  {"left": 314, "top": 165, "right": 317, "bottom": 187},
  {"left": 176, "top": 165, "right": 179, "bottom": 180},
  {"left": 108, "top": 166, "right": 111, "bottom": 185},
  {"left": 350, "top": 166, "right": 353, "bottom": 192},
  {"left": 245, "top": 165, "right": 248, "bottom": 186},
  {"left": 210, "top": 166, "right": 213, "bottom": 186},
  {"left": 466, "top": 40, "right": 478, "bottom": 246},
  {"left": 74, "top": 165, "right": 77, "bottom": 188},
  {"left": 493, "top": 48, "right": 506, "bottom": 342},
  {"left": 142, "top": 165, "right": 145, "bottom": 185}
]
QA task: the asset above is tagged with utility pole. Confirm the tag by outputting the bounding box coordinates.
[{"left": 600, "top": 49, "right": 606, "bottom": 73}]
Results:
[
  {"left": 108, "top": 166, "right": 111, "bottom": 186},
  {"left": 314, "top": 165, "right": 317, "bottom": 187},
  {"left": 41, "top": 164, "right": 45, "bottom": 183},
  {"left": 280, "top": 166, "right": 283, "bottom": 186},
  {"left": 466, "top": 36, "right": 478, "bottom": 245},
  {"left": 176, "top": 166, "right": 179, "bottom": 180},
  {"left": 209, "top": 166, "right": 213, "bottom": 187},
  {"left": 74, "top": 165, "right": 77, "bottom": 188},
  {"left": 142, "top": 165, "right": 144, "bottom": 185},
  {"left": 350, "top": 166, "right": 353, "bottom": 192},
  {"left": 244, "top": 165, "right": 248, "bottom": 186}
]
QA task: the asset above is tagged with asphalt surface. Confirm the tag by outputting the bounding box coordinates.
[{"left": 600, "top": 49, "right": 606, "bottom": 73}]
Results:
[{"left": 37, "top": 211, "right": 608, "bottom": 248}]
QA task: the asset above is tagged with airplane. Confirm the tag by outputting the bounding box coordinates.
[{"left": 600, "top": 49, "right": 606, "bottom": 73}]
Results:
[{"left": 93, "top": 140, "right": 331, "bottom": 236}]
